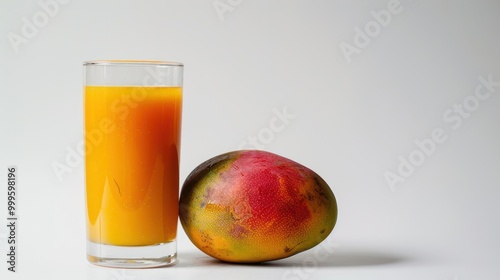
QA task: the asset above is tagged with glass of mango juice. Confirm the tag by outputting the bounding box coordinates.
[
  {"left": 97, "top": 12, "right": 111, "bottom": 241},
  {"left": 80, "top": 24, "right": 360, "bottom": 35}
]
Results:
[{"left": 83, "top": 60, "right": 183, "bottom": 268}]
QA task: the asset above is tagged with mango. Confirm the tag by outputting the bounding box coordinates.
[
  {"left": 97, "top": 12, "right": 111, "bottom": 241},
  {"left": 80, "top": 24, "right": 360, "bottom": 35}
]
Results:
[{"left": 179, "top": 150, "right": 338, "bottom": 263}]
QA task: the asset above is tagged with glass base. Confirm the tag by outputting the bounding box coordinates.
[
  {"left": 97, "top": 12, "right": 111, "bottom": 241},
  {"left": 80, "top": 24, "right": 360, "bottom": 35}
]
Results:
[{"left": 87, "top": 240, "right": 177, "bottom": 268}]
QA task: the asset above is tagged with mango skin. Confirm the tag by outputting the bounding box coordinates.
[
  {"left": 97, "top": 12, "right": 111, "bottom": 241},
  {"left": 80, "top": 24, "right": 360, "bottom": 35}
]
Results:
[{"left": 179, "top": 150, "right": 337, "bottom": 263}]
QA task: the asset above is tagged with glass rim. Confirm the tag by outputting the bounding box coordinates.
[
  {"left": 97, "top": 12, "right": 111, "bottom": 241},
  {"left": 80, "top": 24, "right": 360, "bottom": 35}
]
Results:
[{"left": 83, "top": 60, "right": 183, "bottom": 67}]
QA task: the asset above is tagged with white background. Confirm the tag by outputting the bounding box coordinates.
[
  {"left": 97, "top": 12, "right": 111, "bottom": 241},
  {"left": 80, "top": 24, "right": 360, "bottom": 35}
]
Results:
[{"left": 1, "top": 0, "right": 500, "bottom": 279}]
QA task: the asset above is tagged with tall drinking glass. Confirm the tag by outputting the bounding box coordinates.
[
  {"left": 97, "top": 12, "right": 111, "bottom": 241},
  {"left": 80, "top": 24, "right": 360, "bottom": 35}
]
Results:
[{"left": 83, "top": 60, "right": 183, "bottom": 268}]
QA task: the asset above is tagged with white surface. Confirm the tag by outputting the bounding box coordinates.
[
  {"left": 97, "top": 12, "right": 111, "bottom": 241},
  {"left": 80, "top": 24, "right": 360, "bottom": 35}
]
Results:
[{"left": 1, "top": 0, "right": 500, "bottom": 279}]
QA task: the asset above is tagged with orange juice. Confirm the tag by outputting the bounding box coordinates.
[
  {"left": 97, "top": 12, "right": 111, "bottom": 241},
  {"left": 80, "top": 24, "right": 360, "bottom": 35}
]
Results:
[{"left": 84, "top": 86, "right": 182, "bottom": 246}]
